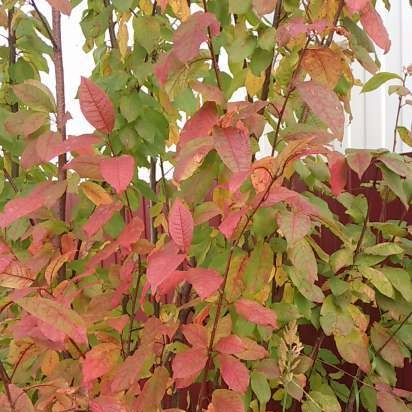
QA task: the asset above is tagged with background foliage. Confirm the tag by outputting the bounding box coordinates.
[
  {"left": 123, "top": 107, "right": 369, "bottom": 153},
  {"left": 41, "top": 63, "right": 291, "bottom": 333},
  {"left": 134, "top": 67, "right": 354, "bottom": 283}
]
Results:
[{"left": 0, "top": 0, "right": 411, "bottom": 411}]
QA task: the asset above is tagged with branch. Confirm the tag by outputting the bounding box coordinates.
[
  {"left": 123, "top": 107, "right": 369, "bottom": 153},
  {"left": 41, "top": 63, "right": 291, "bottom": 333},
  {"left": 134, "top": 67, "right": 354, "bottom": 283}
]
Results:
[
  {"left": 201, "top": 0, "right": 222, "bottom": 90},
  {"left": 103, "top": 0, "right": 118, "bottom": 49},
  {"left": 0, "top": 360, "right": 13, "bottom": 410},
  {"left": 324, "top": 0, "right": 345, "bottom": 47}
]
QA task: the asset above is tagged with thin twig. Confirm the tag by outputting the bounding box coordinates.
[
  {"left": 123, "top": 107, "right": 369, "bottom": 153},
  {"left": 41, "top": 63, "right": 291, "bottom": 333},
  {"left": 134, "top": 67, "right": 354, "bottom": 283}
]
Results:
[
  {"left": 30, "top": 0, "right": 58, "bottom": 49},
  {"left": 0, "top": 360, "right": 13, "bottom": 410},
  {"left": 324, "top": 0, "right": 345, "bottom": 47},
  {"left": 127, "top": 259, "right": 143, "bottom": 355},
  {"left": 104, "top": 0, "right": 118, "bottom": 49}
]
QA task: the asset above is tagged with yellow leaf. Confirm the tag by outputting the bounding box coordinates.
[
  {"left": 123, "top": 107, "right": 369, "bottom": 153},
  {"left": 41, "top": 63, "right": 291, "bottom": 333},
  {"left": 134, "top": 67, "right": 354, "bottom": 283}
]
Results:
[
  {"left": 139, "top": 0, "right": 153, "bottom": 14},
  {"left": 245, "top": 70, "right": 265, "bottom": 97},
  {"left": 81, "top": 182, "right": 113, "bottom": 206},
  {"left": 169, "top": 0, "right": 190, "bottom": 20},
  {"left": 45, "top": 254, "right": 70, "bottom": 286},
  {"left": 282, "top": 283, "right": 294, "bottom": 303},
  {"left": 118, "top": 17, "right": 129, "bottom": 60},
  {"left": 167, "top": 124, "right": 180, "bottom": 146},
  {"left": 41, "top": 350, "right": 59, "bottom": 376}
]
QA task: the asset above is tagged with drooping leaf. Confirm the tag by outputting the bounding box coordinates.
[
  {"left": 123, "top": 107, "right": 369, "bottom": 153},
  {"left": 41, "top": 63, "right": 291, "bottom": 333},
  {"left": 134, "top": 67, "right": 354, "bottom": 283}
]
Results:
[
  {"left": 186, "top": 267, "right": 223, "bottom": 299},
  {"left": 135, "top": 366, "right": 169, "bottom": 412},
  {"left": 346, "top": 149, "right": 373, "bottom": 179},
  {"left": 296, "top": 81, "right": 345, "bottom": 140},
  {"left": 277, "top": 210, "right": 311, "bottom": 246},
  {"left": 83, "top": 202, "right": 122, "bottom": 237},
  {"left": 79, "top": 77, "right": 115, "bottom": 133},
  {"left": 345, "top": 0, "right": 369, "bottom": 13},
  {"left": 16, "top": 297, "right": 88, "bottom": 344},
  {"left": 211, "top": 389, "right": 245, "bottom": 412},
  {"left": 45, "top": 253, "right": 70, "bottom": 285},
  {"left": 218, "top": 354, "right": 249, "bottom": 393},
  {"left": 45, "top": 0, "right": 72, "bottom": 15},
  {"left": 172, "top": 347, "right": 208, "bottom": 379},
  {"left": 12, "top": 80, "right": 56, "bottom": 113},
  {"left": 235, "top": 298, "right": 278, "bottom": 329},
  {"left": 327, "top": 152, "right": 348, "bottom": 195},
  {"left": 80, "top": 181, "right": 113, "bottom": 206},
  {"left": 182, "top": 324, "right": 208, "bottom": 348},
  {"left": 371, "top": 323, "right": 404, "bottom": 367},
  {"left": 147, "top": 242, "right": 186, "bottom": 293},
  {"left": 82, "top": 343, "right": 119, "bottom": 384},
  {"left": 301, "top": 48, "right": 342, "bottom": 88},
  {"left": 360, "top": 4, "right": 391, "bottom": 53},
  {"left": 100, "top": 155, "right": 135, "bottom": 194},
  {"left": 168, "top": 198, "right": 194, "bottom": 251},
  {"left": 335, "top": 329, "right": 371, "bottom": 373},
  {"left": 213, "top": 126, "right": 252, "bottom": 173},
  {"left": 5, "top": 111, "right": 48, "bottom": 137},
  {"left": 215, "top": 335, "right": 247, "bottom": 355}
]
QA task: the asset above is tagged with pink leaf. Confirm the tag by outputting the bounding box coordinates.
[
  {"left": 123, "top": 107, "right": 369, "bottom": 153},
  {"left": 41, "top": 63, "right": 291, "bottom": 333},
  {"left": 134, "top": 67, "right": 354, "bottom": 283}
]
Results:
[
  {"left": 346, "top": 149, "right": 373, "bottom": 180},
  {"left": 118, "top": 217, "right": 145, "bottom": 248},
  {"left": 173, "top": 136, "right": 214, "bottom": 182},
  {"left": 8, "top": 384, "right": 35, "bottom": 412},
  {"left": 213, "top": 126, "right": 251, "bottom": 173},
  {"left": 218, "top": 209, "right": 248, "bottom": 240},
  {"left": 64, "top": 155, "right": 104, "bottom": 180},
  {"left": 180, "top": 102, "right": 219, "bottom": 147},
  {"left": 173, "top": 12, "right": 220, "bottom": 63},
  {"left": 172, "top": 347, "right": 208, "bottom": 379},
  {"left": 212, "top": 389, "right": 245, "bottom": 412},
  {"left": 100, "top": 155, "right": 135, "bottom": 194},
  {"left": 235, "top": 298, "right": 278, "bottom": 329},
  {"left": 79, "top": 77, "right": 115, "bottom": 133},
  {"left": 327, "top": 152, "right": 348, "bottom": 195},
  {"left": 45, "top": 0, "right": 72, "bottom": 15},
  {"left": 182, "top": 324, "right": 208, "bottom": 348},
  {"left": 218, "top": 354, "right": 249, "bottom": 393},
  {"left": 0, "top": 181, "right": 67, "bottom": 228},
  {"left": 276, "top": 210, "right": 311, "bottom": 246},
  {"left": 147, "top": 242, "right": 186, "bottom": 293},
  {"left": 191, "top": 82, "right": 225, "bottom": 105},
  {"left": 345, "top": 0, "right": 369, "bottom": 13},
  {"left": 186, "top": 267, "right": 223, "bottom": 299},
  {"left": 360, "top": 3, "right": 391, "bottom": 53},
  {"left": 215, "top": 335, "right": 247, "bottom": 355},
  {"left": 296, "top": 81, "right": 344, "bottom": 140},
  {"left": 277, "top": 17, "right": 328, "bottom": 47},
  {"left": 90, "top": 396, "right": 127, "bottom": 412},
  {"left": 237, "top": 337, "right": 268, "bottom": 360},
  {"left": 82, "top": 343, "right": 119, "bottom": 384},
  {"left": 156, "top": 270, "right": 187, "bottom": 296},
  {"left": 168, "top": 198, "right": 194, "bottom": 251},
  {"left": 83, "top": 202, "right": 122, "bottom": 237}
]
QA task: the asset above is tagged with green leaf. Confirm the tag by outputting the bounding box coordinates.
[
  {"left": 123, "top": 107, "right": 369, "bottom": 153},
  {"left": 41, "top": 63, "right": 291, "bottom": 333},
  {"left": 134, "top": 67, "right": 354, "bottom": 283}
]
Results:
[
  {"left": 380, "top": 267, "right": 412, "bottom": 302},
  {"left": 251, "top": 371, "right": 271, "bottom": 404},
  {"left": 362, "top": 72, "right": 402, "bottom": 93},
  {"left": 360, "top": 385, "right": 377, "bottom": 412},
  {"left": 364, "top": 242, "right": 403, "bottom": 256},
  {"left": 397, "top": 126, "right": 412, "bottom": 147},
  {"left": 361, "top": 267, "right": 394, "bottom": 298}
]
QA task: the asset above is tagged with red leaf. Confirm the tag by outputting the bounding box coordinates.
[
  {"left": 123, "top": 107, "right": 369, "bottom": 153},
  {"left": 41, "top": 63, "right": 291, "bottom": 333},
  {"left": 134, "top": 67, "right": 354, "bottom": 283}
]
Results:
[
  {"left": 37, "top": 133, "right": 102, "bottom": 163},
  {"left": 82, "top": 343, "right": 119, "bottom": 384},
  {"left": 83, "top": 202, "right": 122, "bottom": 237},
  {"left": 296, "top": 81, "right": 344, "bottom": 140},
  {"left": 191, "top": 82, "right": 225, "bottom": 105},
  {"left": 90, "top": 396, "right": 127, "bottom": 412},
  {"left": 0, "top": 181, "right": 67, "bottom": 228},
  {"left": 345, "top": 0, "right": 369, "bottom": 12},
  {"left": 182, "top": 324, "right": 208, "bottom": 348},
  {"left": 79, "top": 77, "right": 115, "bottom": 133},
  {"left": 118, "top": 217, "right": 145, "bottom": 249},
  {"left": 156, "top": 270, "right": 187, "bottom": 296},
  {"left": 45, "top": 0, "right": 72, "bottom": 15},
  {"left": 215, "top": 335, "right": 247, "bottom": 355},
  {"left": 360, "top": 3, "right": 391, "bottom": 53},
  {"left": 237, "top": 337, "right": 268, "bottom": 360},
  {"left": 147, "top": 242, "right": 186, "bottom": 293},
  {"left": 186, "top": 268, "right": 223, "bottom": 299},
  {"left": 211, "top": 389, "right": 245, "bottom": 412},
  {"left": 218, "top": 354, "right": 249, "bottom": 393},
  {"left": 235, "top": 298, "right": 278, "bottom": 329},
  {"left": 218, "top": 209, "right": 248, "bottom": 240},
  {"left": 180, "top": 102, "right": 219, "bottom": 147},
  {"left": 346, "top": 149, "right": 373, "bottom": 180},
  {"left": 100, "top": 155, "right": 135, "bottom": 194},
  {"left": 173, "top": 12, "right": 220, "bottom": 63},
  {"left": 327, "top": 152, "right": 348, "bottom": 196},
  {"left": 277, "top": 17, "right": 328, "bottom": 46},
  {"left": 172, "top": 347, "right": 208, "bottom": 379},
  {"left": 111, "top": 344, "right": 153, "bottom": 392},
  {"left": 213, "top": 126, "right": 251, "bottom": 173},
  {"left": 168, "top": 198, "right": 194, "bottom": 251},
  {"left": 173, "top": 136, "right": 214, "bottom": 182}
]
